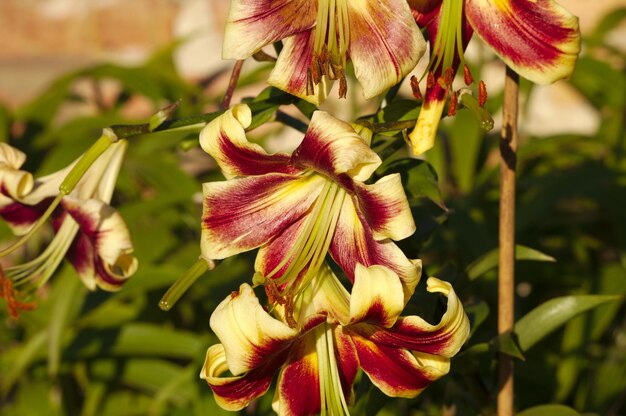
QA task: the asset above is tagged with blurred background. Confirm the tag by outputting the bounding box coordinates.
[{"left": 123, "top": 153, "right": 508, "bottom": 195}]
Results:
[{"left": 1, "top": 1, "right": 625, "bottom": 415}]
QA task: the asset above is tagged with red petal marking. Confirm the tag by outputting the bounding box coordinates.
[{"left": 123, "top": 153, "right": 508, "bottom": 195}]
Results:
[
  {"left": 202, "top": 173, "right": 322, "bottom": 259},
  {"left": 255, "top": 214, "right": 308, "bottom": 281},
  {"left": 329, "top": 200, "right": 416, "bottom": 289},
  {"left": 224, "top": 0, "right": 316, "bottom": 59},
  {"left": 209, "top": 351, "right": 287, "bottom": 410},
  {"left": 351, "top": 334, "right": 437, "bottom": 396},
  {"left": 360, "top": 315, "right": 462, "bottom": 356},
  {"left": 465, "top": 0, "right": 579, "bottom": 80},
  {"left": 277, "top": 335, "right": 321, "bottom": 416},
  {"left": 215, "top": 132, "right": 300, "bottom": 177},
  {"left": 334, "top": 327, "right": 359, "bottom": 403},
  {"left": 0, "top": 199, "right": 51, "bottom": 231}
]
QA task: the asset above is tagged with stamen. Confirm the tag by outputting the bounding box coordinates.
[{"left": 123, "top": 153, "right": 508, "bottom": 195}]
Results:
[
  {"left": 448, "top": 91, "right": 458, "bottom": 117},
  {"left": 410, "top": 76, "right": 422, "bottom": 100},
  {"left": 315, "top": 322, "right": 350, "bottom": 416},
  {"left": 478, "top": 80, "right": 488, "bottom": 107},
  {"left": 463, "top": 64, "right": 474, "bottom": 85},
  {"left": 460, "top": 92, "right": 494, "bottom": 131}
]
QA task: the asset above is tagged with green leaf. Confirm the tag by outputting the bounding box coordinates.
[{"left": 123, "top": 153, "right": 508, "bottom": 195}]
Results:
[
  {"left": 515, "top": 295, "right": 620, "bottom": 351},
  {"left": 516, "top": 404, "right": 580, "bottom": 416},
  {"left": 466, "top": 245, "right": 556, "bottom": 280},
  {"left": 0, "top": 330, "right": 47, "bottom": 396},
  {"left": 379, "top": 158, "right": 444, "bottom": 208}
]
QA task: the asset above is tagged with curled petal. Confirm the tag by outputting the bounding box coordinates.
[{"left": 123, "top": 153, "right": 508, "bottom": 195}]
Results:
[
  {"left": 210, "top": 284, "right": 298, "bottom": 376},
  {"left": 274, "top": 334, "right": 321, "bottom": 416},
  {"left": 0, "top": 143, "right": 34, "bottom": 202},
  {"left": 268, "top": 31, "right": 330, "bottom": 106},
  {"left": 354, "top": 174, "right": 415, "bottom": 241},
  {"left": 365, "top": 278, "right": 470, "bottom": 357},
  {"left": 199, "top": 104, "right": 299, "bottom": 179},
  {"left": 407, "top": 0, "right": 442, "bottom": 27},
  {"left": 348, "top": 0, "right": 426, "bottom": 99},
  {"left": 350, "top": 264, "right": 405, "bottom": 328},
  {"left": 466, "top": 0, "right": 580, "bottom": 84},
  {"left": 300, "top": 262, "right": 351, "bottom": 325},
  {"left": 202, "top": 172, "right": 325, "bottom": 260},
  {"left": 201, "top": 344, "right": 284, "bottom": 411},
  {"left": 223, "top": 0, "right": 316, "bottom": 59},
  {"left": 352, "top": 336, "right": 450, "bottom": 398},
  {"left": 63, "top": 197, "right": 137, "bottom": 291},
  {"left": 293, "top": 111, "right": 381, "bottom": 181},
  {"left": 330, "top": 197, "right": 421, "bottom": 302}
]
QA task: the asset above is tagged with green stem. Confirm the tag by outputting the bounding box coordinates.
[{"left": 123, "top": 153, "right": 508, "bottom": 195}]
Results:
[
  {"left": 460, "top": 93, "right": 494, "bottom": 132},
  {"left": 158, "top": 258, "right": 210, "bottom": 311},
  {"left": 59, "top": 129, "right": 117, "bottom": 194}
]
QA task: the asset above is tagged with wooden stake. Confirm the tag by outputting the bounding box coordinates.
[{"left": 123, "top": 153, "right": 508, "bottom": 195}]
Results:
[{"left": 498, "top": 66, "right": 518, "bottom": 416}]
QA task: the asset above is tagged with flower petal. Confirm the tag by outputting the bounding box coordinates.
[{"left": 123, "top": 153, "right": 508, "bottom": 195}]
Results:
[
  {"left": 364, "top": 278, "right": 470, "bottom": 357},
  {"left": 292, "top": 111, "right": 381, "bottom": 181},
  {"left": 353, "top": 173, "right": 415, "bottom": 241},
  {"left": 274, "top": 333, "right": 321, "bottom": 416},
  {"left": 349, "top": 264, "right": 405, "bottom": 328},
  {"left": 210, "top": 283, "right": 299, "bottom": 376},
  {"left": 348, "top": 0, "right": 426, "bottom": 99},
  {"left": 298, "top": 263, "right": 351, "bottom": 325},
  {"left": 199, "top": 104, "right": 300, "bottom": 179},
  {"left": 223, "top": 0, "right": 316, "bottom": 59},
  {"left": 351, "top": 336, "right": 450, "bottom": 397},
  {"left": 330, "top": 197, "right": 421, "bottom": 302},
  {"left": 408, "top": 80, "right": 447, "bottom": 156},
  {"left": 201, "top": 172, "right": 325, "bottom": 260},
  {"left": 201, "top": 344, "right": 284, "bottom": 411},
  {"left": 0, "top": 143, "right": 34, "bottom": 202},
  {"left": 268, "top": 31, "right": 330, "bottom": 106},
  {"left": 62, "top": 197, "right": 137, "bottom": 291},
  {"left": 466, "top": 0, "right": 580, "bottom": 84}
]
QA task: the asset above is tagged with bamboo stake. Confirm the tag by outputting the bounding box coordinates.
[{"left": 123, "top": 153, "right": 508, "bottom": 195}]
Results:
[{"left": 497, "top": 66, "right": 518, "bottom": 416}]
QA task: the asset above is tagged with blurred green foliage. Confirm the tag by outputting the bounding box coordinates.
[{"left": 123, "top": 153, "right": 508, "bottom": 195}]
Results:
[{"left": 1, "top": 9, "right": 626, "bottom": 416}]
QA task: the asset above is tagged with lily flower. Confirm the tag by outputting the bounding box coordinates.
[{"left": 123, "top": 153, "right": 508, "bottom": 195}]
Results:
[
  {"left": 223, "top": 0, "right": 426, "bottom": 104},
  {"left": 201, "top": 263, "right": 470, "bottom": 415},
  {"left": 200, "top": 104, "right": 419, "bottom": 320},
  {"left": 407, "top": 0, "right": 581, "bottom": 155},
  {"left": 0, "top": 141, "right": 138, "bottom": 293}
]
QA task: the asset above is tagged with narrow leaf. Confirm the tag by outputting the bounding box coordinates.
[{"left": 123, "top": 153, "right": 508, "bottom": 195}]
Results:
[
  {"left": 515, "top": 295, "right": 619, "bottom": 351},
  {"left": 467, "top": 245, "right": 556, "bottom": 280},
  {"left": 516, "top": 404, "right": 580, "bottom": 416}
]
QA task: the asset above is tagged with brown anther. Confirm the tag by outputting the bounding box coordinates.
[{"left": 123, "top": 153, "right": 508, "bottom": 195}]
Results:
[
  {"left": 447, "top": 91, "right": 458, "bottom": 117},
  {"left": 463, "top": 64, "right": 474, "bottom": 85},
  {"left": 284, "top": 296, "right": 297, "bottom": 328},
  {"left": 410, "top": 75, "right": 422, "bottom": 100},
  {"left": 265, "top": 281, "right": 284, "bottom": 306},
  {"left": 306, "top": 70, "right": 315, "bottom": 96},
  {"left": 0, "top": 270, "right": 36, "bottom": 319},
  {"left": 478, "top": 80, "right": 488, "bottom": 107},
  {"left": 443, "top": 68, "right": 455, "bottom": 86},
  {"left": 338, "top": 76, "right": 348, "bottom": 99},
  {"left": 427, "top": 72, "right": 435, "bottom": 89},
  {"left": 310, "top": 55, "right": 322, "bottom": 85}
]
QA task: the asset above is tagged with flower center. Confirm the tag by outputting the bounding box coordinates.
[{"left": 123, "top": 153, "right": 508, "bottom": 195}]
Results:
[
  {"left": 315, "top": 322, "right": 350, "bottom": 416},
  {"left": 429, "top": 0, "right": 466, "bottom": 73},
  {"left": 308, "top": 0, "right": 351, "bottom": 97},
  {"left": 261, "top": 178, "right": 346, "bottom": 325}
]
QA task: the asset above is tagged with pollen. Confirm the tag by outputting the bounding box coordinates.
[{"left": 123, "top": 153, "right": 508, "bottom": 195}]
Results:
[{"left": 309, "top": 0, "right": 351, "bottom": 98}]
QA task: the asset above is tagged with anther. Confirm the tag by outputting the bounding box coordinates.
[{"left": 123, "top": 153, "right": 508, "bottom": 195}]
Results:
[
  {"left": 410, "top": 75, "right": 422, "bottom": 100},
  {"left": 478, "top": 80, "right": 488, "bottom": 107},
  {"left": 443, "top": 68, "right": 455, "bottom": 86},
  {"left": 448, "top": 91, "right": 458, "bottom": 117},
  {"left": 427, "top": 72, "right": 435, "bottom": 89},
  {"left": 463, "top": 64, "right": 474, "bottom": 85}
]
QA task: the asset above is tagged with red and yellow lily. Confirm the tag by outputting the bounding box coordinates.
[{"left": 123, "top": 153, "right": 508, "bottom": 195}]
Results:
[
  {"left": 200, "top": 105, "right": 419, "bottom": 318},
  {"left": 202, "top": 263, "right": 470, "bottom": 415},
  {"left": 223, "top": 0, "right": 426, "bottom": 104},
  {"left": 407, "top": 0, "right": 581, "bottom": 155},
  {"left": 0, "top": 141, "right": 137, "bottom": 293}
]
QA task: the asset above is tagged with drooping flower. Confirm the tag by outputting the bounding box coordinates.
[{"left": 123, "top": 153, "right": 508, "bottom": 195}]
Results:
[
  {"left": 201, "top": 263, "right": 470, "bottom": 415},
  {"left": 223, "top": 0, "right": 426, "bottom": 104},
  {"left": 0, "top": 141, "right": 138, "bottom": 293},
  {"left": 199, "top": 104, "right": 419, "bottom": 319},
  {"left": 407, "top": 0, "right": 581, "bottom": 155}
]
